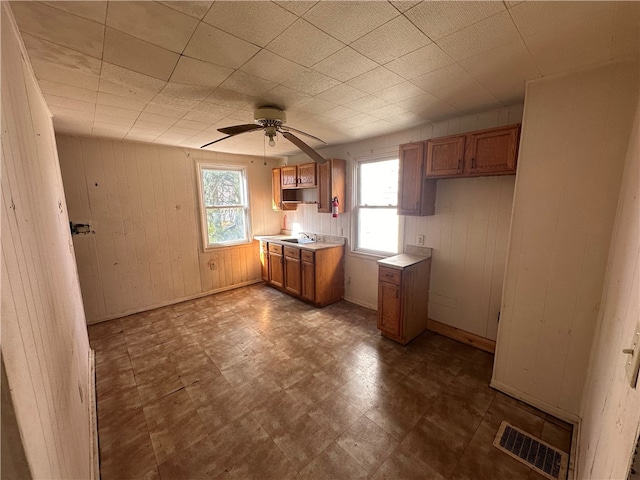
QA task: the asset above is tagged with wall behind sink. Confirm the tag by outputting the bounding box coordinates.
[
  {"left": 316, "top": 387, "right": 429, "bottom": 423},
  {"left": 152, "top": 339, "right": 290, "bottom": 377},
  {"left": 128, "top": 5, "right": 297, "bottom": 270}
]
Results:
[{"left": 285, "top": 105, "right": 523, "bottom": 340}]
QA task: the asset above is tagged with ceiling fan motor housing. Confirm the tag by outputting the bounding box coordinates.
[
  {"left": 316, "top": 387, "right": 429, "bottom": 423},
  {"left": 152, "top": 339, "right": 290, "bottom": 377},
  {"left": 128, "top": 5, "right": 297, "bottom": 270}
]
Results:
[{"left": 254, "top": 107, "right": 286, "bottom": 127}]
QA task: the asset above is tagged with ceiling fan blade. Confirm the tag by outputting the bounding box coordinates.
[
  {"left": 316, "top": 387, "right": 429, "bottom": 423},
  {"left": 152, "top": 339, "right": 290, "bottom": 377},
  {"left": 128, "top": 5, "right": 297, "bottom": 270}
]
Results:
[
  {"left": 201, "top": 124, "right": 262, "bottom": 148},
  {"left": 282, "top": 132, "right": 327, "bottom": 164},
  {"left": 218, "top": 124, "right": 262, "bottom": 135},
  {"left": 279, "top": 126, "right": 327, "bottom": 144}
]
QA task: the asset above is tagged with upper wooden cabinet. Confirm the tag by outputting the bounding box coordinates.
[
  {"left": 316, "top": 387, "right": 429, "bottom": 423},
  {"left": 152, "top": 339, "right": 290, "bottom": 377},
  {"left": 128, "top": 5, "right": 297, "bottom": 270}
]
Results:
[
  {"left": 317, "top": 158, "right": 346, "bottom": 214},
  {"left": 272, "top": 167, "right": 300, "bottom": 211},
  {"left": 398, "top": 143, "right": 436, "bottom": 216},
  {"left": 425, "top": 124, "right": 520, "bottom": 179},
  {"left": 282, "top": 163, "right": 316, "bottom": 189}
]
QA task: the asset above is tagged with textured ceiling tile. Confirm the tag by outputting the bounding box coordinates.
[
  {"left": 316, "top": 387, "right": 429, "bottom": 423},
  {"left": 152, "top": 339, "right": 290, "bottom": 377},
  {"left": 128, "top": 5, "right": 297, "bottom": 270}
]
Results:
[
  {"left": 136, "top": 112, "right": 178, "bottom": 127},
  {"left": 405, "top": 1, "right": 505, "bottom": 40},
  {"left": 613, "top": 1, "right": 640, "bottom": 58},
  {"left": 344, "top": 95, "right": 390, "bottom": 113},
  {"left": 99, "top": 63, "right": 167, "bottom": 103},
  {"left": 522, "top": 10, "right": 616, "bottom": 75},
  {"left": 395, "top": 93, "right": 459, "bottom": 120},
  {"left": 369, "top": 104, "right": 407, "bottom": 119},
  {"left": 351, "top": 15, "right": 430, "bottom": 64},
  {"left": 150, "top": 94, "right": 201, "bottom": 110},
  {"left": 313, "top": 47, "right": 377, "bottom": 82},
  {"left": 170, "top": 57, "right": 233, "bottom": 88},
  {"left": 241, "top": 50, "right": 308, "bottom": 85},
  {"left": 303, "top": 1, "right": 398, "bottom": 44},
  {"left": 50, "top": 105, "right": 94, "bottom": 122},
  {"left": 346, "top": 67, "right": 405, "bottom": 95},
  {"left": 158, "top": 1, "right": 213, "bottom": 20},
  {"left": 275, "top": 1, "right": 317, "bottom": 16},
  {"left": 391, "top": 1, "right": 421, "bottom": 13},
  {"left": 39, "top": 80, "right": 97, "bottom": 103},
  {"left": 95, "top": 104, "right": 141, "bottom": 121},
  {"left": 385, "top": 43, "right": 454, "bottom": 80},
  {"left": 266, "top": 19, "right": 344, "bottom": 68},
  {"left": 184, "top": 22, "right": 260, "bottom": 70},
  {"left": 173, "top": 119, "right": 210, "bottom": 132},
  {"left": 509, "top": 1, "right": 612, "bottom": 38},
  {"left": 437, "top": 11, "right": 521, "bottom": 61},
  {"left": 219, "top": 71, "right": 277, "bottom": 96},
  {"left": 106, "top": 2, "right": 198, "bottom": 53},
  {"left": 294, "top": 97, "right": 336, "bottom": 115},
  {"left": 283, "top": 70, "right": 341, "bottom": 96},
  {"left": 142, "top": 103, "right": 187, "bottom": 120},
  {"left": 97, "top": 92, "right": 148, "bottom": 111},
  {"left": 317, "top": 83, "right": 367, "bottom": 105},
  {"left": 262, "top": 85, "right": 310, "bottom": 109},
  {"left": 202, "top": 2, "right": 297, "bottom": 47},
  {"left": 44, "top": 94, "right": 95, "bottom": 113},
  {"left": 41, "top": 1, "right": 107, "bottom": 23},
  {"left": 181, "top": 109, "right": 227, "bottom": 124},
  {"left": 204, "top": 88, "right": 257, "bottom": 110},
  {"left": 411, "top": 64, "right": 470, "bottom": 98},
  {"left": 103, "top": 28, "right": 179, "bottom": 81},
  {"left": 93, "top": 115, "right": 135, "bottom": 128},
  {"left": 460, "top": 40, "right": 540, "bottom": 105},
  {"left": 11, "top": 2, "right": 104, "bottom": 58},
  {"left": 341, "top": 113, "right": 378, "bottom": 128},
  {"left": 320, "top": 106, "right": 360, "bottom": 121},
  {"left": 375, "top": 81, "right": 426, "bottom": 103}
]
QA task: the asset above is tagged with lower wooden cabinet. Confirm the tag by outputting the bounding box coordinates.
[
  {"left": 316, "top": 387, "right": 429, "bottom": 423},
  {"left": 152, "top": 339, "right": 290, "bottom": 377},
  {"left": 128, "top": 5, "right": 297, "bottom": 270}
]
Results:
[
  {"left": 260, "top": 241, "right": 269, "bottom": 281},
  {"left": 265, "top": 242, "right": 344, "bottom": 307},
  {"left": 377, "top": 256, "right": 431, "bottom": 345}
]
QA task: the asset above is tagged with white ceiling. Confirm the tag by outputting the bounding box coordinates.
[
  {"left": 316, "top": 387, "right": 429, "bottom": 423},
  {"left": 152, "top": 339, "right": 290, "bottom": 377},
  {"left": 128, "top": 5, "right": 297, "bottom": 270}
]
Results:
[{"left": 9, "top": 1, "right": 639, "bottom": 157}]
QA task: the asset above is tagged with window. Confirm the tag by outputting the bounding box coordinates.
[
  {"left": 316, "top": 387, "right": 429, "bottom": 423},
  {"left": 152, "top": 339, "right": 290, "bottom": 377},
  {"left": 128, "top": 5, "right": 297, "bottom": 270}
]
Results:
[
  {"left": 197, "top": 164, "right": 250, "bottom": 248},
  {"left": 355, "top": 157, "right": 399, "bottom": 255}
]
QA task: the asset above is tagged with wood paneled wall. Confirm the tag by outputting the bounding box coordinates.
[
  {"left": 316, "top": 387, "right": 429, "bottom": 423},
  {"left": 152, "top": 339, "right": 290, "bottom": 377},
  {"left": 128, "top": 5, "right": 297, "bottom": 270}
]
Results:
[
  {"left": 493, "top": 60, "right": 639, "bottom": 420},
  {"left": 56, "top": 135, "right": 281, "bottom": 323},
  {"left": 1, "top": 5, "right": 93, "bottom": 478},
  {"left": 578, "top": 98, "right": 640, "bottom": 479},
  {"left": 286, "top": 106, "right": 523, "bottom": 329}
]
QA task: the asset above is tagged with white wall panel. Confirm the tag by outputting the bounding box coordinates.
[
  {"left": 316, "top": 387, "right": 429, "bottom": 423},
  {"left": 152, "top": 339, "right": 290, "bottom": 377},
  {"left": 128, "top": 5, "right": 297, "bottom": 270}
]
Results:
[
  {"left": 493, "top": 60, "right": 639, "bottom": 419},
  {"left": 1, "top": 4, "right": 93, "bottom": 477},
  {"left": 57, "top": 135, "right": 281, "bottom": 323},
  {"left": 578, "top": 97, "right": 640, "bottom": 479}
]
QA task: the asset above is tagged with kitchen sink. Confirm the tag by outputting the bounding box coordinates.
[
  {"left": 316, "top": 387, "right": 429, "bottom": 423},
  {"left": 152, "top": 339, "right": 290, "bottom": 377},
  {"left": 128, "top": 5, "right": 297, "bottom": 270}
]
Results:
[{"left": 281, "top": 237, "right": 315, "bottom": 244}]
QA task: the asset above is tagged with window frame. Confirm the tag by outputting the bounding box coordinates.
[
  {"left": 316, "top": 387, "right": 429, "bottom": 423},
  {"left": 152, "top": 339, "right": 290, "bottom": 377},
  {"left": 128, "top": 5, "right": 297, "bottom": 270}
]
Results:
[
  {"left": 196, "top": 162, "right": 252, "bottom": 251},
  {"left": 352, "top": 151, "right": 402, "bottom": 258}
]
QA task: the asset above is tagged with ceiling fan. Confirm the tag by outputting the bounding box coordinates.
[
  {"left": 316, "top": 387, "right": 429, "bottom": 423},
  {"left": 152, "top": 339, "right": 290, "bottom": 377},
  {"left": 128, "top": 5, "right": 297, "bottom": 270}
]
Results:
[{"left": 200, "top": 106, "right": 327, "bottom": 164}]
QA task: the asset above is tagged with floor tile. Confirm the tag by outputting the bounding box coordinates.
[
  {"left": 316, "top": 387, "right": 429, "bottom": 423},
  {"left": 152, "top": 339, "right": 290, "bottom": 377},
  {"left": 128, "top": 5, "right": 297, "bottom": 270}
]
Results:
[
  {"left": 298, "top": 442, "right": 368, "bottom": 480},
  {"left": 157, "top": 437, "right": 225, "bottom": 479},
  {"left": 371, "top": 444, "right": 446, "bottom": 480},
  {"left": 271, "top": 414, "right": 338, "bottom": 470},
  {"left": 336, "top": 416, "right": 399, "bottom": 474}
]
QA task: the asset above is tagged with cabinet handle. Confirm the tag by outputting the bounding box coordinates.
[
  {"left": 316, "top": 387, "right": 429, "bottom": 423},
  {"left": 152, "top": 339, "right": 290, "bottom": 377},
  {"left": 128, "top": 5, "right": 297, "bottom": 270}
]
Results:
[
  {"left": 396, "top": 290, "right": 399, "bottom": 298},
  {"left": 458, "top": 158, "right": 462, "bottom": 170},
  {"left": 471, "top": 158, "right": 476, "bottom": 169},
  {"left": 384, "top": 273, "right": 394, "bottom": 278}
]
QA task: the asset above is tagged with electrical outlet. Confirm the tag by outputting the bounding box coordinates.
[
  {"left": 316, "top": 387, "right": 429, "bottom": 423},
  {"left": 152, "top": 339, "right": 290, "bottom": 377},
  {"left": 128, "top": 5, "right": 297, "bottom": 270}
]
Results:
[
  {"left": 416, "top": 234, "right": 425, "bottom": 246},
  {"left": 624, "top": 322, "right": 640, "bottom": 388},
  {"left": 209, "top": 261, "right": 217, "bottom": 271}
]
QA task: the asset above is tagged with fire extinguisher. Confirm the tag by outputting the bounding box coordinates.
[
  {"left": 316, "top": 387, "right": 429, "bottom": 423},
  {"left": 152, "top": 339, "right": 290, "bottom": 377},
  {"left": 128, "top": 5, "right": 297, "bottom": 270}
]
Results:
[{"left": 331, "top": 197, "right": 339, "bottom": 218}]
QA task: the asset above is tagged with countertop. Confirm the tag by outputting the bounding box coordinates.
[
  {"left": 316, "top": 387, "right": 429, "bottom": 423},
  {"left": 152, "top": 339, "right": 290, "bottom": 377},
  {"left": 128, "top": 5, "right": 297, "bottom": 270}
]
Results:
[
  {"left": 377, "top": 248, "right": 432, "bottom": 269},
  {"left": 255, "top": 234, "right": 345, "bottom": 251}
]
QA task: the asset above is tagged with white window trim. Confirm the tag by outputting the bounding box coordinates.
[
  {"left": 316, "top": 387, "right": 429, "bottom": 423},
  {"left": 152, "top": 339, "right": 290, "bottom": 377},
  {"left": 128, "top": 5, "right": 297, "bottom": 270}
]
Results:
[
  {"left": 351, "top": 150, "right": 403, "bottom": 259},
  {"left": 196, "top": 162, "right": 252, "bottom": 251}
]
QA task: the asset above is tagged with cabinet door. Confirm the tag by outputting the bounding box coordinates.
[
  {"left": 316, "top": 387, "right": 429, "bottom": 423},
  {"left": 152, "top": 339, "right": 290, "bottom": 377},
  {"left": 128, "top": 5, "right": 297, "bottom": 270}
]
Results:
[
  {"left": 465, "top": 125, "right": 519, "bottom": 176},
  {"left": 260, "top": 242, "right": 269, "bottom": 281},
  {"left": 378, "top": 281, "right": 401, "bottom": 337},
  {"left": 281, "top": 166, "right": 297, "bottom": 188},
  {"left": 301, "top": 260, "right": 315, "bottom": 302},
  {"left": 398, "top": 143, "right": 426, "bottom": 215},
  {"left": 268, "top": 251, "right": 284, "bottom": 288},
  {"left": 297, "top": 163, "right": 317, "bottom": 188},
  {"left": 284, "top": 256, "right": 301, "bottom": 295},
  {"left": 272, "top": 168, "right": 282, "bottom": 211},
  {"left": 317, "top": 159, "right": 346, "bottom": 213},
  {"left": 425, "top": 135, "right": 466, "bottom": 178}
]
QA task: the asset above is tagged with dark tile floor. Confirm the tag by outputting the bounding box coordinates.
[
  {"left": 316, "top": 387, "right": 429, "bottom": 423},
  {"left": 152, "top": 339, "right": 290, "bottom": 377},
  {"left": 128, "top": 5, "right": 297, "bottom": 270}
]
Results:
[{"left": 89, "top": 284, "right": 572, "bottom": 480}]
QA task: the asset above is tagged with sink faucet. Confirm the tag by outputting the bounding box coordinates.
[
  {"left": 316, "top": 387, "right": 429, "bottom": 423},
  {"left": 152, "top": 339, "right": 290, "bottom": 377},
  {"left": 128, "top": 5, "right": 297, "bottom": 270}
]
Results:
[{"left": 301, "top": 232, "right": 317, "bottom": 241}]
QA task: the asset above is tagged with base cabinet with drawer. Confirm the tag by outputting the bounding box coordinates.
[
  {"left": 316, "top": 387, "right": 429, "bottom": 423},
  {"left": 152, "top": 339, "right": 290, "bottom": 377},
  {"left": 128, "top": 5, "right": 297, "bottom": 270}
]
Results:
[
  {"left": 377, "top": 255, "right": 431, "bottom": 345},
  {"left": 265, "top": 241, "right": 344, "bottom": 307}
]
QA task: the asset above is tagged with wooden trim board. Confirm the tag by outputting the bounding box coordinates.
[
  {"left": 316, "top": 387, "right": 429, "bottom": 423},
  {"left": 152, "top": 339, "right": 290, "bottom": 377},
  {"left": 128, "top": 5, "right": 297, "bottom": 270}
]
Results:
[
  {"left": 427, "top": 318, "right": 496, "bottom": 353},
  {"left": 89, "top": 350, "right": 98, "bottom": 480}
]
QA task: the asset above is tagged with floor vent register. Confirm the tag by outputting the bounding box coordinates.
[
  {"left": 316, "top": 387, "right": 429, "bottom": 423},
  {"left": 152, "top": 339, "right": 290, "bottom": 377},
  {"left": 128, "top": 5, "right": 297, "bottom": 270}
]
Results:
[{"left": 493, "top": 421, "right": 569, "bottom": 480}]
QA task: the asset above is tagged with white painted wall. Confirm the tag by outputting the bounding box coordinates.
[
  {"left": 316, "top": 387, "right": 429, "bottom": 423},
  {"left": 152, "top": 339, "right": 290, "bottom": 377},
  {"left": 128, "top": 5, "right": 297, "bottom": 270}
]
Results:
[
  {"left": 1, "top": 5, "right": 93, "bottom": 478},
  {"left": 56, "top": 135, "right": 282, "bottom": 323},
  {"left": 493, "top": 60, "right": 639, "bottom": 420},
  {"left": 286, "top": 106, "right": 523, "bottom": 337},
  {"left": 578, "top": 97, "right": 640, "bottom": 479}
]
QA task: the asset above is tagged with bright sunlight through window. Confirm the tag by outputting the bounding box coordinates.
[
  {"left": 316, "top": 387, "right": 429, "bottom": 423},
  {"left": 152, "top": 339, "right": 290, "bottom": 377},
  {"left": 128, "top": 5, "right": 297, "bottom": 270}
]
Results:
[
  {"left": 198, "top": 164, "right": 250, "bottom": 248},
  {"left": 355, "top": 158, "right": 399, "bottom": 255}
]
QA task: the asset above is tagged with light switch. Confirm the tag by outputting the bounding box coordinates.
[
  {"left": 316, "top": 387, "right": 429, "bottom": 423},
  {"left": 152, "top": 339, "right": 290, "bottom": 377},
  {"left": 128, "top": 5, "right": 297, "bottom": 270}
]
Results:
[{"left": 624, "top": 322, "right": 640, "bottom": 388}]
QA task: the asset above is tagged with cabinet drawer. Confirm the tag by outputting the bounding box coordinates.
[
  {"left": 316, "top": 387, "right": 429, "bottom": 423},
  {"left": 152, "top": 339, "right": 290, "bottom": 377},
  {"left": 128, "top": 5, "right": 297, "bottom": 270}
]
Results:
[
  {"left": 284, "top": 246, "right": 300, "bottom": 259},
  {"left": 301, "top": 250, "right": 314, "bottom": 263},
  {"left": 268, "top": 243, "right": 283, "bottom": 254},
  {"left": 379, "top": 266, "right": 401, "bottom": 285}
]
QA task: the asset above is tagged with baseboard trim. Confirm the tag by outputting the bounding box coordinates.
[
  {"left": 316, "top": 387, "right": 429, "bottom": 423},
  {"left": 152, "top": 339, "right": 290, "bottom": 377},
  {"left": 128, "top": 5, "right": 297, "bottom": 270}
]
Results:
[
  {"left": 86, "top": 279, "right": 263, "bottom": 325},
  {"left": 343, "top": 296, "right": 377, "bottom": 311},
  {"left": 426, "top": 318, "right": 496, "bottom": 353},
  {"left": 89, "top": 349, "right": 98, "bottom": 480}
]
